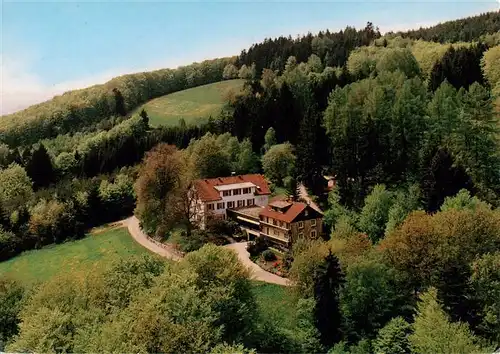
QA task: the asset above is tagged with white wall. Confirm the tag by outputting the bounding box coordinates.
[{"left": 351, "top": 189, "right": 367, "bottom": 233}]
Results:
[{"left": 194, "top": 184, "right": 270, "bottom": 228}]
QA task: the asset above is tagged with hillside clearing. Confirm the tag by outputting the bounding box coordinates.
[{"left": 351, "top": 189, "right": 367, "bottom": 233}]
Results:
[
  {"left": 136, "top": 79, "right": 244, "bottom": 127},
  {"left": 0, "top": 227, "right": 152, "bottom": 286}
]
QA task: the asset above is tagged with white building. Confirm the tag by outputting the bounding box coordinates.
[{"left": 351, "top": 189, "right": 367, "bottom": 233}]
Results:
[{"left": 192, "top": 174, "right": 271, "bottom": 227}]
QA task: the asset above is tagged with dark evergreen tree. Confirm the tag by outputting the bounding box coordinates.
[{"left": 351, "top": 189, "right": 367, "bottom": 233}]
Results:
[
  {"left": 296, "top": 105, "right": 325, "bottom": 195},
  {"left": 25, "top": 144, "right": 54, "bottom": 189},
  {"left": 420, "top": 148, "right": 474, "bottom": 212},
  {"left": 429, "top": 44, "right": 487, "bottom": 91},
  {"left": 313, "top": 251, "right": 345, "bottom": 347},
  {"left": 112, "top": 88, "right": 127, "bottom": 116},
  {"left": 435, "top": 262, "right": 480, "bottom": 329},
  {"left": 139, "top": 109, "right": 149, "bottom": 128}
]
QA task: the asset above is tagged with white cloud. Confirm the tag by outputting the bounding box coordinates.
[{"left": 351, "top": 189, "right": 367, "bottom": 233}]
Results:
[{"left": 0, "top": 55, "right": 123, "bottom": 115}]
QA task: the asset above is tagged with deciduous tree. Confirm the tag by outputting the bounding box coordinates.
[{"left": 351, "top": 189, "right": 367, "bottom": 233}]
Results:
[
  {"left": 134, "top": 144, "right": 188, "bottom": 237},
  {"left": 262, "top": 143, "right": 296, "bottom": 186},
  {"left": 358, "top": 185, "right": 393, "bottom": 243}
]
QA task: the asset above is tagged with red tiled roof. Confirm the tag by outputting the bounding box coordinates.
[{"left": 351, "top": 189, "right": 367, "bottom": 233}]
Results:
[
  {"left": 259, "top": 202, "right": 307, "bottom": 223},
  {"left": 194, "top": 174, "right": 271, "bottom": 202}
]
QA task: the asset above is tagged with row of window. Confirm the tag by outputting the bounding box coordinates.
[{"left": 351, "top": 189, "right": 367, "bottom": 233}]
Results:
[
  {"left": 263, "top": 226, "right": 288, "bottom": 239},
  {"left": 222, "top": 187, "right": 252, "bottom": 197},
  {"left": 298, "top": 219, "right": 316, "bottom": 229},
  {"left": 262, "top": 218, "right": 317, "bottom": 229},
  {"left": 262, "top": 227, "right": 316, "bottom": 239},
  {"left": 207, "top": 199, "right": 255, "bottom": 210},
  {"left": 299, "top": 230, "right": 317, "bottom": 238}
]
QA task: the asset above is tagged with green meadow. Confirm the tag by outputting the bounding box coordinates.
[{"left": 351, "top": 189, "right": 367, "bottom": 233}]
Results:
[{"left": 136, "top": 79, "right": 245, "bottom": 127}]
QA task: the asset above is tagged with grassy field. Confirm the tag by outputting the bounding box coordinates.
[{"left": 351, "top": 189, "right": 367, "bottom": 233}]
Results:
[
  {"left": 251, "top": 281, "right": 297, "bottom": 331},
  {"left": 0, "top": 227, "right": 151, "bottom": 285},
  {"left": 136, "top": 79, "right": 245, "bottom": 127},
  {"left": 0, "top": 224, "right": 296, "bottom": 331}
]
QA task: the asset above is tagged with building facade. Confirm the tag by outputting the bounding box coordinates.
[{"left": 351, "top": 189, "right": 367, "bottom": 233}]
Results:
[
  {"left": 258, "top": 200, "right": 323, "bottom": 249},
  {"left": 192, "top": 174, "right": 271, "bottom": 227},
  {"left": 228, "top": 199, "right": 324, "bottom": 250}
]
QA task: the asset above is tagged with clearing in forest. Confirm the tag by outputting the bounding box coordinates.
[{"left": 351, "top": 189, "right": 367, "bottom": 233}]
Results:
[
  {"left": 136, "top": 79, "right": 245, "bottom": 127},
  {"left": 0, "top": 227, "right": 152, "bottom": 285}
]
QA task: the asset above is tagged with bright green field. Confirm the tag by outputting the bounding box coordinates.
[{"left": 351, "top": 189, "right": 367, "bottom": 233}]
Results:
[
  {"left": 136, "top": 79, "right": 245, "bottom": 127},
  {"left": 0, "top": 225, "right": 296, "bottom": 329},
  {"left": 251, "top": 281, "right": 297, "bottom": 331},
  {"left": 0, "top": 227, "right": 151, "bottom": 286}
]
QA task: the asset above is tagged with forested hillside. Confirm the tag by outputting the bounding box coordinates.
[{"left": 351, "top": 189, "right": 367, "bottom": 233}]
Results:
[
  {"left": 0, "top": 57, "right": 235, "bottom": 146},
  {"left": 1, "top": 10, "right": 500, "bottom": 354},
  {"left": 391, "top": 11, "right": 500, "bottom": 43}
]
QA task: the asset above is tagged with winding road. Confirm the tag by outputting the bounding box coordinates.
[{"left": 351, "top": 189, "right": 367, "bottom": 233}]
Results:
[{"left": 123, "top": 216, "right": 289, "bottom": 286}]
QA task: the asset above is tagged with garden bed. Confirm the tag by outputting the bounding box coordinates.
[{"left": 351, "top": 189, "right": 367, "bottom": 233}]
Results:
[{"left": 256, "top": 249, "right": 289, "bottom": 277}]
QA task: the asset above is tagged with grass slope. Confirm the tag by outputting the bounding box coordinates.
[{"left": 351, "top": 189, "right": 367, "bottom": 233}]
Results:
[
  {"left": 251, "top": 281, "right": 297, "bottom": 332},
  {"left": 137, "top": 79, "right": 244, "bottom": 127},
  {"left": 0, "top": 227, "right": 150, "bottom": 285}
]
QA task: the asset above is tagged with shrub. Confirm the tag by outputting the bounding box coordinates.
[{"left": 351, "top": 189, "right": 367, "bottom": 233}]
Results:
[
  {"left": 262, "top": 249, "right": 277, "bottom": 262},
  {"left": 206, "top": 218, "right": 239, "bottom": 236},
  {"left": 282, "top": 250, "right": 294, "bottom": 273},
  {"left": 170, "top": 230, "right": 208, "bottom": 253},
  {"left": 247, "top": 236, "right": 268, "bottom": 257}
]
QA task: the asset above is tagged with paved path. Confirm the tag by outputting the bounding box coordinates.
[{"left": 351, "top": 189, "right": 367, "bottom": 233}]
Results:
[
  {"left": 123, "top": 216, "right": 289, "bottom": 286},
  {"left": 224, "top": 242, "right": 290, "bottom": 286},
  {"left": 124, "top": 216, "right": 182, "bottom": 261},
  {"left": 298, "top": 183, "right": 323, "bottom": 213}
]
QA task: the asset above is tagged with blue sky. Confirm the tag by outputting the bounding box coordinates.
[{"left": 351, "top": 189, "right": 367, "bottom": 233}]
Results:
[{"left": 1, "top": 0, "right": 498, "bottom": 114}]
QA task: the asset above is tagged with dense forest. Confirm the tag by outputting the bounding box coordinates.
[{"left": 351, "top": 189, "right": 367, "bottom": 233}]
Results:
[
  {"left": 392, "top": 11, "right": 500, "bottom": 43},
  {"left": 1, "top": 10, "right": 500, "bottom": 354}
]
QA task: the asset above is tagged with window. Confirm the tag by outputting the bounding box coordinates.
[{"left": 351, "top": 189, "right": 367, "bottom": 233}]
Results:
[
  {"left": 298, "top": 221, "right": 304, "bottom": 229},
  {"left": 247, "top": 199, "right": 254, "bottom": 206},
  {"left": 273, "top": 219, "right": 277, "bottom": 226},
  {"left": 217, "top": 202, "right": 225, "bottom": 209},
  {"left": 243, "top": 187, "right": 251, "bottom": 194},
  {"left": 233, "top": 189, "right": 241, "bottom": 195},
  {"left": 223, "top": 190, "right": 231, "bottom": 197},
  {"left": 311, "top": 230, "right": 317, "bottom": 238},
  {"left": 207, "top": 204, "right": 214, "bottom": 210},
  {"left": 273, "top": 229, "right": 278, "bottom": 235},
  {"left": 227, "top": 201, "right": 235, "bottom": 208},
  {"left": 237, "top": 200, "right": 245, "bottom": 207},
  {"left": 305, "top": 210, "right": 309, "bottom": 216},
  {"left": 311, "top": 219, "right": 316, "bottom": 227},
  {"left": 298, "top": 232, "right": 304, "bottom": 238}
]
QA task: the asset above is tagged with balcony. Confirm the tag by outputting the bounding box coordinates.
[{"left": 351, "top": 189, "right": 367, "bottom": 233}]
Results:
[
  {"left": 259, "top": 230, "right": 290, "bottom": 243},
  {"left": 260, "top": 220, "right": 289, "bottom": 231}
]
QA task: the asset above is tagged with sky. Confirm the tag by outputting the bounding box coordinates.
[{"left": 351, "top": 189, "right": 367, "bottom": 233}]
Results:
[{"left": 1, "top": 0, "right": 499, "bottom": 115}]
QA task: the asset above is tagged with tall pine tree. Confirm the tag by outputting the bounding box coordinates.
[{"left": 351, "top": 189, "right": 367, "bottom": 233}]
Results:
[{"left": 313, "top": 251, "right": 345, "bottom": 347}]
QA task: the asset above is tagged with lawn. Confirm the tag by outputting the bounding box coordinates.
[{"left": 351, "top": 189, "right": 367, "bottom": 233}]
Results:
[
  {"left": 251, "top": 281, "right": 297, "bottom": 331},
  {"left": 0, "top": 227, "right": 152, "bottom": 286},
  {"left": 136, "top": 79, "right": 245, "bottom": 127}
]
